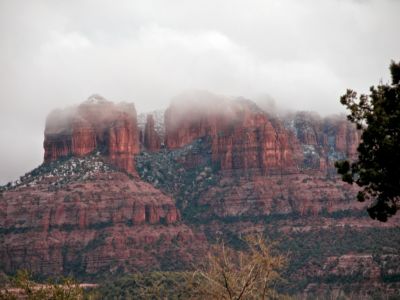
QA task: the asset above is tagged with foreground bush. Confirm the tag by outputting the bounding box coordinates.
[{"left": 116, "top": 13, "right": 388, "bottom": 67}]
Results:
[
  {"left": 0, "top": 270, "right": 90, "bottom": 300},
  {"left": 191, "top": 235, "right": 288, "bottom": 299}
]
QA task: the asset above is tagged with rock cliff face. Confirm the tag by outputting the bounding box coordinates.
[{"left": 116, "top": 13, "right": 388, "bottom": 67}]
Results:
[
  {"left": 164, "top": 92, "right": 359, "bottom": 177},
  {"left": 334, "top": 119, "right": 360, "bottom": 159},
  {"left": 0, "top": 155, "right": 205, "bottom": 275},
  {"left": 143, "top": 115, "right": 161, "bottom": 152},
  {"left": 138, "top": 92, "right": 365, "bottom": 220},
  {"left": 211, "top": 109, "right": 301, "bottom": 175},
  {"left": 197, "top": 174, "right": 363, "bottom": 218},
  {"left": 165, "top": 92, "right": 301, "bottom": 174},
  {"left": 286, "top": 112, "right": 361, "bottom": 172},
  {"left": 164, "top": 91, "right": 234, "bottom": 149},
  {"left": 137, "top": 110, "right": 165, "bottom": 142},
  {"left": 44, "top": 95, "right": 139, "bottom": 174}
]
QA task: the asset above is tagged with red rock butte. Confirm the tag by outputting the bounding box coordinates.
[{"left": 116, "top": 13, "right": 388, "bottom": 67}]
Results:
[
  {"left": 165, "top": 91, "right": 361, "bottom": 175},
  {"left": 165, "top": 91, "right": 301, "bottom": 174},
  {"left": 3, "top": 91, "right": 400, "bottom": 291},
  {"left": 43, "top": 95, "right": 140, "bottom": 174}
]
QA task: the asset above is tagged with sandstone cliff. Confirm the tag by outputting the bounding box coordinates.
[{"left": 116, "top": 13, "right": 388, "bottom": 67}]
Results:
[
  {"left": 164, "top": 95, "right": 361, "bottom": 176},
  {"left": 286, "top": 111, "right": 361, "bottom": 172},
  {"left": 0, "top": 155, "right": 205, "bottom": 275},
  {"left": 44, "top": 95, "right": 139, "bottom": 174},
  {"left": 165, "top": 91, "right": 301, "bottom": 175},
  {"left": 143, "top": 114, "right": 161, "bottom": 152},
  {"left": 137, "top": 110, "right": 165, "bottom": 142}
]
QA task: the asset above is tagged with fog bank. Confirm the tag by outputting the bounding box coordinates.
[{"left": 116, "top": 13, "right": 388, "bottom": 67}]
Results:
[{"left": 1, "top": 0, "right": 399, "bottom": 184}]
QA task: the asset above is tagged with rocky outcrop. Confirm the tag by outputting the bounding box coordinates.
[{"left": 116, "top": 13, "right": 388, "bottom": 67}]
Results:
[
  {"left": 197, "top": 174, "right": 363, "bottom": 218},
  {"left": 0, "top": 156, "right": 205, "bottom": 275},
  {"left": 165, "top": 91, "right": 301, "bottom": 174},
  {"left": 322, "top": 254, "right": 381, "bottom": 279},
  {"left": 286, "top": 112, "right": 361, "bottom": 172},
  {"left": 334, "top": 119, "right": 360, "bottom": 159},
  {"left": 164, "top": 91, "right": 235, "bottom": 149},
  {"left": 143, "top": 115, "right": 161, "bottom": 152},
  {"left": 137, "top": 110, "right": 165, "bottom": 142},
  {"left": 212, "top": 114, "right": 301, "bottom": 175},
  {"left": 297, "top": 253, "right": 398, "bottom": 285},
  {"left": 163, "top": 98, "right": 361, "bottom": 176},
  {"left": 44, "top": 95, "right": 139, "bottom": 174},
  {"left": 138, "top": 92, "right": 366, "bottom": 220}
]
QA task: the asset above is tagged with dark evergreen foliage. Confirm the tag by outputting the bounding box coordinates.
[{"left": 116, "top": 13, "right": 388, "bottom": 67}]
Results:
[{"left": 335, "top": 61, "right": 400, "bottom": 221}]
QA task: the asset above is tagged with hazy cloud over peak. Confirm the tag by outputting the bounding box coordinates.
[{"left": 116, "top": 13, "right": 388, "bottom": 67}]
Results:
[{"left": 0, "top": 0, "right": 399, "bottom": 183}]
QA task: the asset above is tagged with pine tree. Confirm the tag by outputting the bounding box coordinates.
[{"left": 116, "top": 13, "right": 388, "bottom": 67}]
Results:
[{"left": 335, "top": 61, "right": 400, "bottom": 222}]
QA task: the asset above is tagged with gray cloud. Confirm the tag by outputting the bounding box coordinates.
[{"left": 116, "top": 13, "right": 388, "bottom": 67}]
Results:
[{"left": 0, "top": 0, "right": 399, "bottom": 184}]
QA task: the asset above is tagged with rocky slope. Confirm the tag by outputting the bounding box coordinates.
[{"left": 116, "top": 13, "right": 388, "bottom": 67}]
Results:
[{"left": 0, "top": 154, "right": 205, "bottom": 276}]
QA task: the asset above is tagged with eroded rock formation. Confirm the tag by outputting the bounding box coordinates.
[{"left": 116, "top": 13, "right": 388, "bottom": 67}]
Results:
[
  {"left": 165, "top": 92, "right": 301, "bottom": 174},
  {"left": 44, "top": 95, "right": 139, "bottom": 174},
  {"left": 143, "top": 114, "right": 161, "bottom": 152},
  {"left": 0, "top": 156, "right": 205, "bottom": 275},
  {"left": 282, "top": 111, "right": 361, "bottom": 172}
]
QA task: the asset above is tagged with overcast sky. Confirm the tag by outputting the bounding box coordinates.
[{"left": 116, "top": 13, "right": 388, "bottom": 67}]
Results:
[{"left": 0, "top": 0, "right": 399, "bottom": 184}]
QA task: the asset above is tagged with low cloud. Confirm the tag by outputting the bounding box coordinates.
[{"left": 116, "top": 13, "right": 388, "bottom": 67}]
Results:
[{"left": 0, "top": 0, "right": 399, "bottom": 184}]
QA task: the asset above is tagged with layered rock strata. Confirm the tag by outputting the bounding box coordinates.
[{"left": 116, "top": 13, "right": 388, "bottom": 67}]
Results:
[
  {"left": 165, "top": 92, "right": 301, "bottom": 175},
  {"left": 44, "top": 95, "right": 139, "bottom": 174},
  {"left": 287, "top": 112, "right": 361, "bottom": 172},
  {"left": 0, "top": 156, "right": 205, "bottom": 275},
  {"left": 164, "top": 92, "right": 361, "bottom": 175}
]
